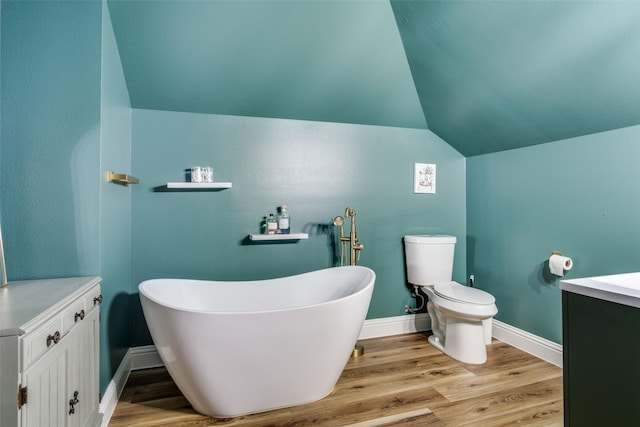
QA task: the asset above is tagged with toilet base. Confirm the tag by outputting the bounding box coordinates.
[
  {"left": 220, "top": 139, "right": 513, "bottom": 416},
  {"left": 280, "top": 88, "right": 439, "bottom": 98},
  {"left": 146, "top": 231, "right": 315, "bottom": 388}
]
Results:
[
  {"left": 427, "top": 334, "right": 445, "bottom": 352},
  {"left": 428, "top": 318, "right": 488, "bottom": 365}
]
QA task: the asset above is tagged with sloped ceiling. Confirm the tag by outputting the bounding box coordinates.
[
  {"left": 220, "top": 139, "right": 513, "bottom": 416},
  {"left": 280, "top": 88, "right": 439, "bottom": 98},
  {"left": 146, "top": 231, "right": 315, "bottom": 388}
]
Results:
[
  {"left": 391, "top": 1, "right": 640, "bottom": 156},
  {"left": 108, "top": 0, "right": 640, "bottom": 157},
  {"left": 106, "top": 0, "right": 427, "bottom": 129}
]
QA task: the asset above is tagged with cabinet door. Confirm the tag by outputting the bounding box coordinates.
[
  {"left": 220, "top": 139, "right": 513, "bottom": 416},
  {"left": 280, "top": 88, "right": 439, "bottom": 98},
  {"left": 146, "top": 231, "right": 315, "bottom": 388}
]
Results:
[
  {"left": 67, "top": 307, "right": 100, "bottom": 427},
  {"left": 563, "top": 292, "right": 640, "bottom": 426},
  {"left": 20, "top": 334, "right": 72, "bottom": 427}
]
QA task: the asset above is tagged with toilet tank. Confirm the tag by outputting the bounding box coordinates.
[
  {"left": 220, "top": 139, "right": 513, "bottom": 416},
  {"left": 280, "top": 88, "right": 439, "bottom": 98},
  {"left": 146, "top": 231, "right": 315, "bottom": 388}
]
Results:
[{"left": 404, "top": 235, "right": 456, "bottom": 286}]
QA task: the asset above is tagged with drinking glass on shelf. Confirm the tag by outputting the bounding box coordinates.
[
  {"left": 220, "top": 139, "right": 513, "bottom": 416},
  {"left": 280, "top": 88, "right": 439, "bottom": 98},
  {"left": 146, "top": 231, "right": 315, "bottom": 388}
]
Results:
[
  {"left": 202, "top": 167, "right": 213, "bottom": 183},
  {"left": 191, "top": 166, "right": 203, "bottom": 183}
]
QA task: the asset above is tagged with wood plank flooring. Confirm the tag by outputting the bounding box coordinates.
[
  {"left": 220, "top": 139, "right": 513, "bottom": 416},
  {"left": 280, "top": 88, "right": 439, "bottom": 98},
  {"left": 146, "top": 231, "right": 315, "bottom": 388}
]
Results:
[{"left": 109, "top": 333, "right": 563, "bottom": 426}]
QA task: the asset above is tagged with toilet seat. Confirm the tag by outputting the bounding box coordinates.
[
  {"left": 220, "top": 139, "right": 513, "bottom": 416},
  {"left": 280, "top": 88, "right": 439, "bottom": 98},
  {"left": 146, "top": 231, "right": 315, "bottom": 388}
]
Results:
[{"left": 433, "top": 282, "right": 495, "bottom": 305}]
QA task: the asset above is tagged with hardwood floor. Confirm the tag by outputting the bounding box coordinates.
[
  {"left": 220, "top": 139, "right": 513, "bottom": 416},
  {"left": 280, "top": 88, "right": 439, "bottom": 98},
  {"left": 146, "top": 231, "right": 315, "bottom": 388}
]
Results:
[{"left": 109, "top": 333, "right": 563, "bottom": 426}]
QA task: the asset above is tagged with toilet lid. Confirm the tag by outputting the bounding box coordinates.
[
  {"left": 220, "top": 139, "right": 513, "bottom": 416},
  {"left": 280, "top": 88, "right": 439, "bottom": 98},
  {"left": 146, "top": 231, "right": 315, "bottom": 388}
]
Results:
[{"left": 433, "top": 282, "right": 495, "bottom": 305}]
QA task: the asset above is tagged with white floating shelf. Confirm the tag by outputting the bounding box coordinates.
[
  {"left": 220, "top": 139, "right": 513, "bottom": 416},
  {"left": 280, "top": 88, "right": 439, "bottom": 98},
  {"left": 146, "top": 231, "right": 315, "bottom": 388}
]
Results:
[
  {"left": 249, "top": 233, "right": 308, "bottom": 241},
  {"left": 166, "top": 182, "right": 232, "bottom": 189}
]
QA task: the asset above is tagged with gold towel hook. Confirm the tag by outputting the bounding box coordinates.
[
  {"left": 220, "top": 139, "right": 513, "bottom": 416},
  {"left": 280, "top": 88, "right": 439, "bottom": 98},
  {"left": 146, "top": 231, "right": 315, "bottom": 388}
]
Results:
[{"left": 108, "top": 171, "right": 139, "bottom": 186}]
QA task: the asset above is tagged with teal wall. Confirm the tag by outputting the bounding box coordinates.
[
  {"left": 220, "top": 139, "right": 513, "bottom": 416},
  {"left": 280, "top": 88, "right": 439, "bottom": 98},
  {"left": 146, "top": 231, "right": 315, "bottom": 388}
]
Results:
[
  {"left": 0, "top": 0, "right": 133, "bottom": 393},
  {"left": 1, "top": 0, "right": 102, "bottom": 278},
  {"left": 99, "top": 1, "right": 133, "bottom": 392},
  {"left": 467, "top": 125, "right": 640, "bottom": 344},
  {"left": 0, "top": 0, "right": 2, "bottom": 216},
  {"left": 129, "top": 110, "right": 466, "bottom": 346}
]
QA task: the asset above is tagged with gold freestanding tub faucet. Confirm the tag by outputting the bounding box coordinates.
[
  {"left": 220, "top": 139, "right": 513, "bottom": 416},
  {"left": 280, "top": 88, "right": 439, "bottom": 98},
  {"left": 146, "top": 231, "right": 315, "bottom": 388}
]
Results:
[
  {"left": 335, "top": 208, "right": 366, "bottom": 357},
  {"left": 338, "top": 207, "right": 363, "bottom": 266}
]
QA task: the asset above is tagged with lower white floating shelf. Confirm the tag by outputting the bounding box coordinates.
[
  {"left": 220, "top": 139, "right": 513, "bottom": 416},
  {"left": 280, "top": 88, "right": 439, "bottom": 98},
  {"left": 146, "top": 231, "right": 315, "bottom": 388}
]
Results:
[
  {"left": 249, "top": 233, "right": 308, "bottom": 241},
  {"left": 167, "top": 182, "right": 232, "bottom": 189}
]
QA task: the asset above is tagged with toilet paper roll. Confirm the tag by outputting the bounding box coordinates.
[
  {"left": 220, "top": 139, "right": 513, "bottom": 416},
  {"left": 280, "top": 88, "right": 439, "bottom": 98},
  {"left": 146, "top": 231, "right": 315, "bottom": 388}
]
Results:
[{"left": 549, "top": 254, "right": 573, "bottom": 277}]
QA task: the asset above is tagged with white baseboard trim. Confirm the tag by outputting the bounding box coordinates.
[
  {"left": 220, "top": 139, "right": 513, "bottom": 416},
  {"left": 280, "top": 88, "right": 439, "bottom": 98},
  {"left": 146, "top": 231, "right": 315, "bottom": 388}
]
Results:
[
  {"left": 99, "top": 346, "right": 164, "bottom": 427},
  {"left": 99, "top": 315, "right": 562, "bottom": 426},
  {"left": 491, "top": 319, "right": 563, "bottom": 367},
  {"left": 127, "top": 344, "right": 164, "bottom": 370},
  {"left": 98, "top": 352, "right": 131, "bottom": 427},
  {"left": 358, "top": 313, "right": 431, "bottom": 339}
]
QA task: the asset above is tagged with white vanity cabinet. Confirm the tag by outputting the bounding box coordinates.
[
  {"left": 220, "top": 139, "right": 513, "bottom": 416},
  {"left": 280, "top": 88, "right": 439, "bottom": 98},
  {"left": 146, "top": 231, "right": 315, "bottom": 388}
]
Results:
[{"left": 0, "top": 277, "right": 102, "bottom": 427}]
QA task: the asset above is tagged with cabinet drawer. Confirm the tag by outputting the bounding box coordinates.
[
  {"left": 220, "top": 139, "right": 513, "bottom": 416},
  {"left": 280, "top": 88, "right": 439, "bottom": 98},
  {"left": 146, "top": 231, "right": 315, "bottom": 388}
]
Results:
[
  {"left": 22, "top": 315, "right": 64, "bottom": 369},
  {"left": 84, "top": 285, "right": 103, "bottom": 314},
  {"left": 62, "top": 298, "right": 87, "bottom": 335}
]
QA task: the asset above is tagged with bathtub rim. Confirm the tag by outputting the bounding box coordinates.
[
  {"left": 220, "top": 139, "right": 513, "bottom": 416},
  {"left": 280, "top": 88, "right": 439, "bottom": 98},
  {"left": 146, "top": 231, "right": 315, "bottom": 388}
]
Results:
[{"left": 138, "top": 265, "right": 376, "bottom": 315}]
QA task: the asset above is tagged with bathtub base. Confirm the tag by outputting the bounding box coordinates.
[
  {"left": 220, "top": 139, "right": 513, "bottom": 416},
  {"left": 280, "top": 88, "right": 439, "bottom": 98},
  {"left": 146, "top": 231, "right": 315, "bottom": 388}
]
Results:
[
  {"left": 352, "top": 342, "right": 365, "bottom": 357},
  {"left": 192, "top": 386, "right": 336, "bottom": 419},
  {"left": 162, "top": 323, "right": 354, "bottom": 419}
]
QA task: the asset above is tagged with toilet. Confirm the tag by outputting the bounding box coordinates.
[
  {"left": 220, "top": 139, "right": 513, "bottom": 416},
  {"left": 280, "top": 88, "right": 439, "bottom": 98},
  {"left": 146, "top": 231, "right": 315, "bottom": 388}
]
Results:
[{"left": 404, "top": 235, "right": 498, "bottom": 364}]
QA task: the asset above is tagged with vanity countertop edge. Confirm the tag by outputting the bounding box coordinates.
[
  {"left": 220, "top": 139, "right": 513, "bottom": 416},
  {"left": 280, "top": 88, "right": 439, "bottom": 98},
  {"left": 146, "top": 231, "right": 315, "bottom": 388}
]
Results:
[
  {"left": 560, "top": 272, "right": 640, "bottom": 309},
  {"left": 0, "top": 276, "right": 102, "bottom": 337}
]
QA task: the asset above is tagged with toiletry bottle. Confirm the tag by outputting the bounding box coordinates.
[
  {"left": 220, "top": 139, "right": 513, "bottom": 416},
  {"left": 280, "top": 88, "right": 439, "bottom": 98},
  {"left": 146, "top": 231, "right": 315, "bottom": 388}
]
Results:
[
  {"left": 277, "top": 205, "right": 290, "bottom": 234},
  {"left": 267, "top": 214, "right": 278, "bottom": 235},
  {"left": 261, "top": 216, "right": 268, "bottom": 235}
]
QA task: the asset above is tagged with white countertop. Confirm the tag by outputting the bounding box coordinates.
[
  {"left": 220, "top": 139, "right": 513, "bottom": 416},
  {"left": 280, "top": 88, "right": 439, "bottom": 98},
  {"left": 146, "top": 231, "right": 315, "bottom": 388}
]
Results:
[
  {"left": 0, "top": 276, "right": 101, "bottom": 337},
  {"left": 560, "top": 272, "right": 640, "bottom": 309}
]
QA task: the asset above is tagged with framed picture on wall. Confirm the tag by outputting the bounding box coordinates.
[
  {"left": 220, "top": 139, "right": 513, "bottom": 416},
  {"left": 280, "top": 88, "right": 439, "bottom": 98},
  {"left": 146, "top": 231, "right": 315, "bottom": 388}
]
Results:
[{"left": 414, "top": 163, "right": 436, "bottom": 194}]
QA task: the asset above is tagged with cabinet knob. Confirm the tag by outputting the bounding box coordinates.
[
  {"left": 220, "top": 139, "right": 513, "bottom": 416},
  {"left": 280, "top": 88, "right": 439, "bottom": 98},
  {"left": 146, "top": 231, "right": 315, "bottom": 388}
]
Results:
[
  {"left": 93, "top": 294, "right": 103, "bottom": 305},
  {"left": 46, "top": 331, "right": 61, "bottom": 347},
  {"left": 69, "top": 390, "right": 79, "bottom": 415},
  {"left": 74, "top": 309, "right": 85, "bottom": 322}
]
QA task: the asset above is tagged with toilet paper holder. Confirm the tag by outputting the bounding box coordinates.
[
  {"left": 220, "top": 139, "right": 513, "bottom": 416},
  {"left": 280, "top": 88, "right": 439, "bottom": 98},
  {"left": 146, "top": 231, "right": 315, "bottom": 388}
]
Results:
[{"left": 548, "top": 251, "right": 573, "bottom": 277}]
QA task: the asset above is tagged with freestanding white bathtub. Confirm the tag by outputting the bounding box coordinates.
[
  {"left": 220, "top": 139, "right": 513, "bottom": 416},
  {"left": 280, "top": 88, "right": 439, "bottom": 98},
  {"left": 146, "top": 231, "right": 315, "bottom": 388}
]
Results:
[{"left": 139, "top": 266, "right": 375, "bottom": 418}]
